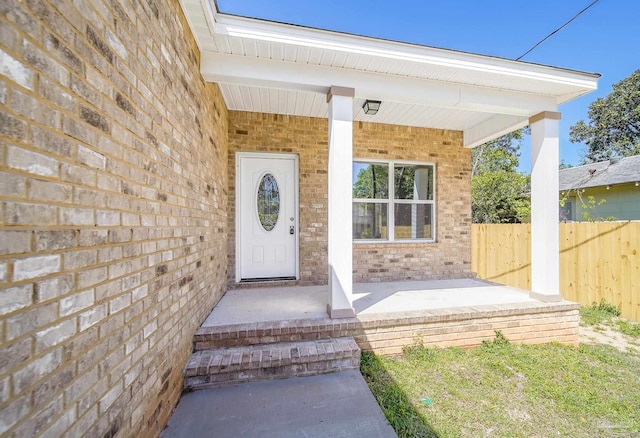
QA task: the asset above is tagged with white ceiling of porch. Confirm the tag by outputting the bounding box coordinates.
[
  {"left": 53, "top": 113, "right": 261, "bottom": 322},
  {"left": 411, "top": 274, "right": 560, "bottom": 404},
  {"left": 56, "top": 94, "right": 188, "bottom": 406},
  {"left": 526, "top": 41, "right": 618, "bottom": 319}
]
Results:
[
  {"left": 178, "top": 0, "right": 599, "bottom": 147},
  {"left": 218, "top": 83, "right": 490, "bottom": 131}
]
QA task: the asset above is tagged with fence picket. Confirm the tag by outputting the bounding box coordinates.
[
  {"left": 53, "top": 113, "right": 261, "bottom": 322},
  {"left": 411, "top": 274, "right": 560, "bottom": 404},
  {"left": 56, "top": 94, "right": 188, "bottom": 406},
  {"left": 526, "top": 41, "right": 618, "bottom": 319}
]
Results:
[{"left": 472, "top": 222, "right": 640, "bottom": 321}]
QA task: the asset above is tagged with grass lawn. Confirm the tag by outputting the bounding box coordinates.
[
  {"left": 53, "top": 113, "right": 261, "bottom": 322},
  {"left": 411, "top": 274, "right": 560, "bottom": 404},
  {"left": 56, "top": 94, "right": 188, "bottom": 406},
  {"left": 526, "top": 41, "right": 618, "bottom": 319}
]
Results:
[{"left": 362, "top": 304, "right": 640, "bottom": 437}]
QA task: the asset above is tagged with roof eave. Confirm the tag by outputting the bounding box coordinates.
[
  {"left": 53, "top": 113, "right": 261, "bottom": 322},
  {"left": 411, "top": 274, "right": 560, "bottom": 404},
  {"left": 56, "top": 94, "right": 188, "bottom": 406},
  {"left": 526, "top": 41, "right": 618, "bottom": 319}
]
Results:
[{"left": 211, "top": 12, "right": 599, "bottom": 89}]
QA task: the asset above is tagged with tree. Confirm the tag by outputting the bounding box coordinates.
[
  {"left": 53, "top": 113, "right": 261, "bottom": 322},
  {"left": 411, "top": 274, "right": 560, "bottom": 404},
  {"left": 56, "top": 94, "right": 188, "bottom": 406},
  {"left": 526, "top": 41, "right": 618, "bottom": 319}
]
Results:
[
  {"left": 471, "top": 130, "right": 525, "bottom": 176},
  {"left": 353, "top": 164, "right": 388, "bottom": 199},
  {"left": 559, "top": 160, "right": 573, "bottom": 169},
  {"left": 471, "top": 129, "right": 530, "bottom": 223},
  {"left": 570, "top": 68, "right": 640, "bottom": 163}
]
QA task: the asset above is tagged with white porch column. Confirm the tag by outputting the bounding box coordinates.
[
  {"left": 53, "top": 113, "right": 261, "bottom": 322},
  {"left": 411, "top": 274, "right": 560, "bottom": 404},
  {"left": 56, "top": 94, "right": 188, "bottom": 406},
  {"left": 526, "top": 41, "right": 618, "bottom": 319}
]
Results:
[
  {"left": 412, "top": 168, "right": 429, "bottom": 238},
  {"left": 327, "top": 86, "right": 356, "bottom": 318},
  {"left": 529, "top": 111, "right": 562, "bottom": 302}
]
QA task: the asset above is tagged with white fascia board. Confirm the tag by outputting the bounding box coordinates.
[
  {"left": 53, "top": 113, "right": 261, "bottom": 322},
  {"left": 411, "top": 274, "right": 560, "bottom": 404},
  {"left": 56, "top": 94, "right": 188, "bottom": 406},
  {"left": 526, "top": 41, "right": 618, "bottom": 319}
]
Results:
[
  {"left": 203, "top": 0, "right": 218, "bottom": 34},
  {"left": 178, "top": 0, "right": 225, "bottom": 51},
  {"left": 201, "top": 52, "right": 559, "bottom": 117},
  {"left": 464, "top": 115, "right": 531, "bottom": 148},
  {"left": 212, "top": 14, "right": 599, "bottom": 92}
]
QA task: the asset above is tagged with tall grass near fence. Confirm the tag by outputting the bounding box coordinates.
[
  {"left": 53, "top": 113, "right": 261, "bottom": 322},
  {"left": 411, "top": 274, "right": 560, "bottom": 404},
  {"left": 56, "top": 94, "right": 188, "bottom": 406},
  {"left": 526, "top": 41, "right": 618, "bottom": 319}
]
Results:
[{"left": 472, "top": 222, "right": 640, "bottom": 321}]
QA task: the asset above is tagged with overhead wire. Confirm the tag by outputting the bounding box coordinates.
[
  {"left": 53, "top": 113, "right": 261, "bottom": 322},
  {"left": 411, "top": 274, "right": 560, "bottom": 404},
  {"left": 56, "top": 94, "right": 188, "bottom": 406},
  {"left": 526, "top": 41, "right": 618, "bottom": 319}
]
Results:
[{"left": 515, "top": 0, "right": 601, "bottom": 60}]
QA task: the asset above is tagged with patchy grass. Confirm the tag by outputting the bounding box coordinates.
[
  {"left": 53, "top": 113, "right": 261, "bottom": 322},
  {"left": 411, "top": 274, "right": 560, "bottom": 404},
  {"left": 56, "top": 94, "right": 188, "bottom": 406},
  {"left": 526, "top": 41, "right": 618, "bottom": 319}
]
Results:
[
  {"left": 580, "top": 299, "right": 640, "bottom": 339},
  {"left": 618, "top": 319, "right": 640, "bottom": 339},
  {"left": 579, "top": 298, "right": 620, "bottom": 325},
  {"left": 362, "top": 331, "right": 640, "bottom": 437}
]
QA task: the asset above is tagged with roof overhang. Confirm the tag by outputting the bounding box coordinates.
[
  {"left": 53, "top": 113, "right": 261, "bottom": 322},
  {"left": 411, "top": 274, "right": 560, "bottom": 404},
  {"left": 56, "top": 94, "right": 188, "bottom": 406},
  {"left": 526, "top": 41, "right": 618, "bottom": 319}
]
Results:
[{"left": 178, "top": 0, "right": 599, "bottom": 147}]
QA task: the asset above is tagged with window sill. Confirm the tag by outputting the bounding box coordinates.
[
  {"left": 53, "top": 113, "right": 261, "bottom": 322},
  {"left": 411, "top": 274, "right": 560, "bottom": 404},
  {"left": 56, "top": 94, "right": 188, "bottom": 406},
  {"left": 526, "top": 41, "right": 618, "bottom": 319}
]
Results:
[{"left": 353, "top": 239, "right": 436, "bottom": 244}]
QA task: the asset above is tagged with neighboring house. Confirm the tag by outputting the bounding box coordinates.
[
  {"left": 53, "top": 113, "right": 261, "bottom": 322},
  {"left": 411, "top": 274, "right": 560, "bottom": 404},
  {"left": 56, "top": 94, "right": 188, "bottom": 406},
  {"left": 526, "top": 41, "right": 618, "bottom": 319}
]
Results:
[
  {"left": 0, "top": 1, "right": 598, "bottom": 437},
  {"left": 559, "top": 155, "right": 640, "bottom": 221}
]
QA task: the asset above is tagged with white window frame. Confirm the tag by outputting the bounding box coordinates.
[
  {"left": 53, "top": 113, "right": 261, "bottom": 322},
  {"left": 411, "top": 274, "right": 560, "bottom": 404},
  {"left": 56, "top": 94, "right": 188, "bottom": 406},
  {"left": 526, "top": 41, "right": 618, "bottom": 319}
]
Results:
[{"left": 352, "top": 159, "right": 436, "bottom": 243}]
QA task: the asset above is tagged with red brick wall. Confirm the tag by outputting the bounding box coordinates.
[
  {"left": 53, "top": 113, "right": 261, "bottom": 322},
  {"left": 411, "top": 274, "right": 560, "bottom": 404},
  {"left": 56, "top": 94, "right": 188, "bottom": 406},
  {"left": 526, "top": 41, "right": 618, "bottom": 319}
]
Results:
[
  {"left": 0, "top": 1, "right": 228, "bottom": 436},
  {"left": 227, "top": 113, "right": 472, "bottom": 287},
  {"left": 353, "top": 122, "right": 473, "bottom": 282},
  {"left": 227, "top": 113, "right": 328, "bottom": 287}
]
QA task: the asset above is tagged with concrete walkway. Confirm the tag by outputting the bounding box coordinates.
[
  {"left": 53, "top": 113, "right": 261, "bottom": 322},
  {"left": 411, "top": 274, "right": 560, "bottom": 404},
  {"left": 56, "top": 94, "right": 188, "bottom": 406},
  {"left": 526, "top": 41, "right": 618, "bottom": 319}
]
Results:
[{"left": 161, "top": 371, "right": 397, "bottom": 438}]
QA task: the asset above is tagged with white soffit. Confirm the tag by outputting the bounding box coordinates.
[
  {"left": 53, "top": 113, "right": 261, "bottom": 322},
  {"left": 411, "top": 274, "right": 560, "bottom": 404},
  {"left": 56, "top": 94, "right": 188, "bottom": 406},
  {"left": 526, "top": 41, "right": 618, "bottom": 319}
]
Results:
[
  {"left": 178, "top": 0, "right": 599, "bottom": 147},
  {"left": 220, "top": 83, "right": 492, "bottom": 131}
]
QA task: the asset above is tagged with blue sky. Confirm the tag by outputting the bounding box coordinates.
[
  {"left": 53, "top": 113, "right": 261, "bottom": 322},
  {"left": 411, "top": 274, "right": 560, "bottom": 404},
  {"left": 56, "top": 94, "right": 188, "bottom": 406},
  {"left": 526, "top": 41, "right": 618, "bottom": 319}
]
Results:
[{"left": 217, "top": 0, "right": 640, "bottom": 172}]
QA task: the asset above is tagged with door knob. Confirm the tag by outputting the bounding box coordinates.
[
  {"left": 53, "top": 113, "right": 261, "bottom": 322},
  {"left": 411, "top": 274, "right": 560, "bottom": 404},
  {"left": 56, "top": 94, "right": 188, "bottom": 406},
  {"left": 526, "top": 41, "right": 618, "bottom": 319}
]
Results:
[{"left": 289, "top": 226, "right": 295, "bottom": 235}]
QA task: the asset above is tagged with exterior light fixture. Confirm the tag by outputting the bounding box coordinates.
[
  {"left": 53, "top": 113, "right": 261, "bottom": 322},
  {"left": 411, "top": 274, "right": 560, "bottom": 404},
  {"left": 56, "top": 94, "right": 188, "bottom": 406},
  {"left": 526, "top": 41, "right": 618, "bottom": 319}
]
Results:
[
  {"left": 606, "top": 185, "right": 611, "bottom": 190},
  {"left": 362, "top": 100, "right": 381, "bottom": 115}
]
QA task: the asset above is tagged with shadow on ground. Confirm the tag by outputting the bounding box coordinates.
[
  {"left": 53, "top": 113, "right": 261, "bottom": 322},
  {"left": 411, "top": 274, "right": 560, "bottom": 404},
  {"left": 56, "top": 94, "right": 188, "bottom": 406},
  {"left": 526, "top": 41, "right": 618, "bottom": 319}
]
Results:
[{"left": 360, "top": 352, "right": 440, "bottom": 438}]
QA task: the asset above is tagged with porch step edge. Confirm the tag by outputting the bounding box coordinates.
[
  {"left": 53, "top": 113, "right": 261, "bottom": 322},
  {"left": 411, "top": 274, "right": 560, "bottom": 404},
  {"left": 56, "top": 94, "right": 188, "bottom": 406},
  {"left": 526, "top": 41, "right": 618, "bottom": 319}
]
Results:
[
  {"left": 184, "top": 337, "right": 361, "bottom": 391},
  {"left": 193, "top": 301, "right": 580, "bottom": 350}
]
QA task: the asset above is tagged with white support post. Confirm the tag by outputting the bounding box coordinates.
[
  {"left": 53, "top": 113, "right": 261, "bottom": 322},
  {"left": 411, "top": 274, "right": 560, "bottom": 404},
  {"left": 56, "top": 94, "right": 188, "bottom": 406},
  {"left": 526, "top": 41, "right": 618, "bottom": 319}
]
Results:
[
  {"left": 412, "top": 167, "right": 429, "bottom": 238},
  {"left": 529, "top": 111, "right": 563, "bottom": 302},
  {"left": 327, "top": 86, "right": 356, "bottom": 318}
]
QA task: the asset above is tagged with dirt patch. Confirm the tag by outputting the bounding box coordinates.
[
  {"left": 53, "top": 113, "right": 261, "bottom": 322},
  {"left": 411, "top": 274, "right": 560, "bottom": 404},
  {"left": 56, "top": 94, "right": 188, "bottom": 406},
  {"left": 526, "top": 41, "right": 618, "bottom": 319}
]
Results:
[{"left": 579, "top": 323, "right": 639, "bottom": 353}]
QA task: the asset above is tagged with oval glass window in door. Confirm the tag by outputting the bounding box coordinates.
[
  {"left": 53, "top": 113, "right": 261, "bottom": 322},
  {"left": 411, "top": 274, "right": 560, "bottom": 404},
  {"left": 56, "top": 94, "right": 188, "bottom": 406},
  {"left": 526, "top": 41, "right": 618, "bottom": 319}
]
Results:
[{"left": 257, "top": 173, "right": 280, "bottom": 231}]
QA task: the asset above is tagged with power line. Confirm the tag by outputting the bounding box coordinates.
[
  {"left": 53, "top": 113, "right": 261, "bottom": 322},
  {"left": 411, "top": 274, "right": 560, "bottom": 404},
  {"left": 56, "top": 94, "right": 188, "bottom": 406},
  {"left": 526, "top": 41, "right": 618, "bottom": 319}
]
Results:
[{"left": 515, "top": 0, "right": 601, "bottom": 61}]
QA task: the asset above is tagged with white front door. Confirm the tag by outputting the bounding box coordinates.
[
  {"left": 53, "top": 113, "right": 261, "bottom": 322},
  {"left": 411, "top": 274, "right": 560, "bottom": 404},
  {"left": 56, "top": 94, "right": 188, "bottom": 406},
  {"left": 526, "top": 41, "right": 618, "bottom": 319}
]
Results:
[{"left": 237, "top": 153, "right": 298, "bottom": 281}]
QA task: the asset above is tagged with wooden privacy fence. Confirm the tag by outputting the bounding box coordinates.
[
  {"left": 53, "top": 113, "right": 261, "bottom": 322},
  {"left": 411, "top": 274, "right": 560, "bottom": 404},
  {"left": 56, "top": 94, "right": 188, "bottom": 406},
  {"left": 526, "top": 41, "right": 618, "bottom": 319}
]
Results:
[{"left": 471, "top": 222, "right": 640, "bottom": 321}]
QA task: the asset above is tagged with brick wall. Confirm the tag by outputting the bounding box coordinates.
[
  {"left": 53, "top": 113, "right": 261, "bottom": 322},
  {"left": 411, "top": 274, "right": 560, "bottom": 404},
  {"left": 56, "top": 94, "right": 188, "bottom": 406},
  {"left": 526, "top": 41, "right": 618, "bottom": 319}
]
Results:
[
  {"left": 353, "top": 122, "right": 473, "bottom": 282},
  {"left": 227, "top": 113, "right": 472, "bottom": 287},
  {"left": 1, "top": 1, "right": 228, "bottom": 437},
  {"left": 355, "top": 307, "right": 580, "bottom": 355},
  {"left": 227, "top": 112, "right": 329, "bottom": 287}
]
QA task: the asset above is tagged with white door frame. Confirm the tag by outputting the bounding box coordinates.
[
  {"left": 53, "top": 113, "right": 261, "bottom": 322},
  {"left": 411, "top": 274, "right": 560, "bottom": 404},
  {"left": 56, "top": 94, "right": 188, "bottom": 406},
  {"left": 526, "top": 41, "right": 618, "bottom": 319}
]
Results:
[{"left": 235, "top": 151, "right": 300, "bottom": 282}]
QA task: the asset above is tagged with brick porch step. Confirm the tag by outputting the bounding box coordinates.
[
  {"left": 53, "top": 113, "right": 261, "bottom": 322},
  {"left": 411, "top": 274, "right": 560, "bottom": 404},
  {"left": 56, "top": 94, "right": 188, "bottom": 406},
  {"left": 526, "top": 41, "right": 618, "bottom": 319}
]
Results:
[
  {"left": 193, "top": 317, "right": 357, "bottom": 350},
  {"left": 184, "top": 337, "right": 361, "bottom": 390}
]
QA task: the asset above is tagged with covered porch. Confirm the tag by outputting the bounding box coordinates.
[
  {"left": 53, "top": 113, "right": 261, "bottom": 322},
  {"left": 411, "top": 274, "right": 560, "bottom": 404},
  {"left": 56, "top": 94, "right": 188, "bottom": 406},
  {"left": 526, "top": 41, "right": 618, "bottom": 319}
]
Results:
[
  {"left": 179, "top": 2, "right": 599, "bottom": 320},
  {"left": 195, "top": 279, "right": 580, "bottom": 355}
]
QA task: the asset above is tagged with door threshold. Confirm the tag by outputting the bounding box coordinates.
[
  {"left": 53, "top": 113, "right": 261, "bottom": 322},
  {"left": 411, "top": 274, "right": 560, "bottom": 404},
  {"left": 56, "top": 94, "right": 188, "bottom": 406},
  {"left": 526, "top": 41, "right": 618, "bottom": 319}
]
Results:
[{"left": 240, "top": 277, "right": 297, "bottom": 283}]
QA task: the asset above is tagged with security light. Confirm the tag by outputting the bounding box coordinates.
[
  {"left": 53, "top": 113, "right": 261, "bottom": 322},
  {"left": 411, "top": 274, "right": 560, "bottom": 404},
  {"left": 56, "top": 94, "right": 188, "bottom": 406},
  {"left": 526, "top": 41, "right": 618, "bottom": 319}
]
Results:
[{"left": 362, "top": 100, "right": 382, "bottom": 115}]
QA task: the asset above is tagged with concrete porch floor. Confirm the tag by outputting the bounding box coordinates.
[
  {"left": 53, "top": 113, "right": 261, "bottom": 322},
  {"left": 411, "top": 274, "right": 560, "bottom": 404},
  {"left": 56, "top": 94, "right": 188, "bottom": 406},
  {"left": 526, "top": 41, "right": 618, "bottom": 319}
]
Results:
[
  {"left": 203, "top": 278, "right": 542, "bottom": 326},
  {"left": 167, "top": 279, "right": 579, "bottom": 437}
]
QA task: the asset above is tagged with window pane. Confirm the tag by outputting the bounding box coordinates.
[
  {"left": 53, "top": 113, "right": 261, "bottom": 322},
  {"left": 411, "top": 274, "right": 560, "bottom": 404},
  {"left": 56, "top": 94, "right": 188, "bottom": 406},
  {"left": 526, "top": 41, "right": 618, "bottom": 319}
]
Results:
[
  {"left": 353, "top": 163, "right": 388, "bottom": 199},
  {"left": 394, "top": 164, "right": 433, "bottom": 200},
  {"left": 257, "top": 173, "right": 279, "bottom": 231},
  {"left": 394, "top": 203, "right": 432, "bottom": 239},
  {"left": 353, "top": 202, "right": 388, "bottom": 239}
]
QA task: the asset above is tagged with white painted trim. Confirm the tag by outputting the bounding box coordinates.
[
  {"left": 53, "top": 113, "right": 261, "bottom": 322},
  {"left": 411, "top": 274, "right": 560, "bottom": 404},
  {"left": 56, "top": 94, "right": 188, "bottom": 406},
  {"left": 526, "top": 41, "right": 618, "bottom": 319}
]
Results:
[
  {"left": 352, "top": 159, "right": 437, "bottom": 243},
  {"left": 184, "top": 1, "right": 599, "bottom": 90},
  {"left": 464, "top": 115, "right": 531, "bottom": 148},
  {"left": 177, "top": 1, "right": 598, "bottom": 148},
  {"left": 212, "top": 14, "right": 599, "bottom": 89},
  {"left": 235, "top": 152, "right": 300, "bottom": 282},
  {"left": 202, "top": 0, "right": 218, "bottom": 35},
  {"left": 201, "top": 52, "right": 561, "bottom": 117}
]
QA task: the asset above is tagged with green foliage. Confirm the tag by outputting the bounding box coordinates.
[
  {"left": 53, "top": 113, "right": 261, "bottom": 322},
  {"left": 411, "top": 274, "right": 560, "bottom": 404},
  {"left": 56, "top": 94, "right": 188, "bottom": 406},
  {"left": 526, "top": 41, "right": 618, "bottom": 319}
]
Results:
[
  {"left": 353, "top": 163, "right": 431, "bottom": 200},
  {"left": 580, "top": 299, "right": 621, "bottom": 325},
  {"left": 402, "top": 341, "right": 443, "bottom": 363},
  {"left": 472, "top": 170, "right": 530, "bottom": 223},
  {"left": 579, "top": 195, "right": 614, "bottom": 222},
  {"left": 580, "top": 300, "right": 640, "bottom": 338},
  {"left": 363, "top": 339, "right": 640, "bottom": 437},
  {"left": 471, "top": 129, "right": 526, "bottom": 176},
  {"left": 559, "top": 160, "right": 574, "bottom": 169},
  {"left": 353, "top": 163, "right": 388, "bottom": 199},
  {"left": 481, "top": 330, "right": 511, "bottom": 351},
  {"left": 618, "top": 320, "right": 640, "bottom": 338},
  {"left": 559, "top": 191, "right": 616, "bottom": 222},
  {"left": 592, "top": 298, "right": 621, "bottom": 316},
  {"left": 360, "top": 352, "right": 438, "bottom": 437},
  {"left": 471, "top": 129, "right": 531, "bottom": 223},
  {"left": 570, "top": 68, "right": 640, "bottom": 163}
]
